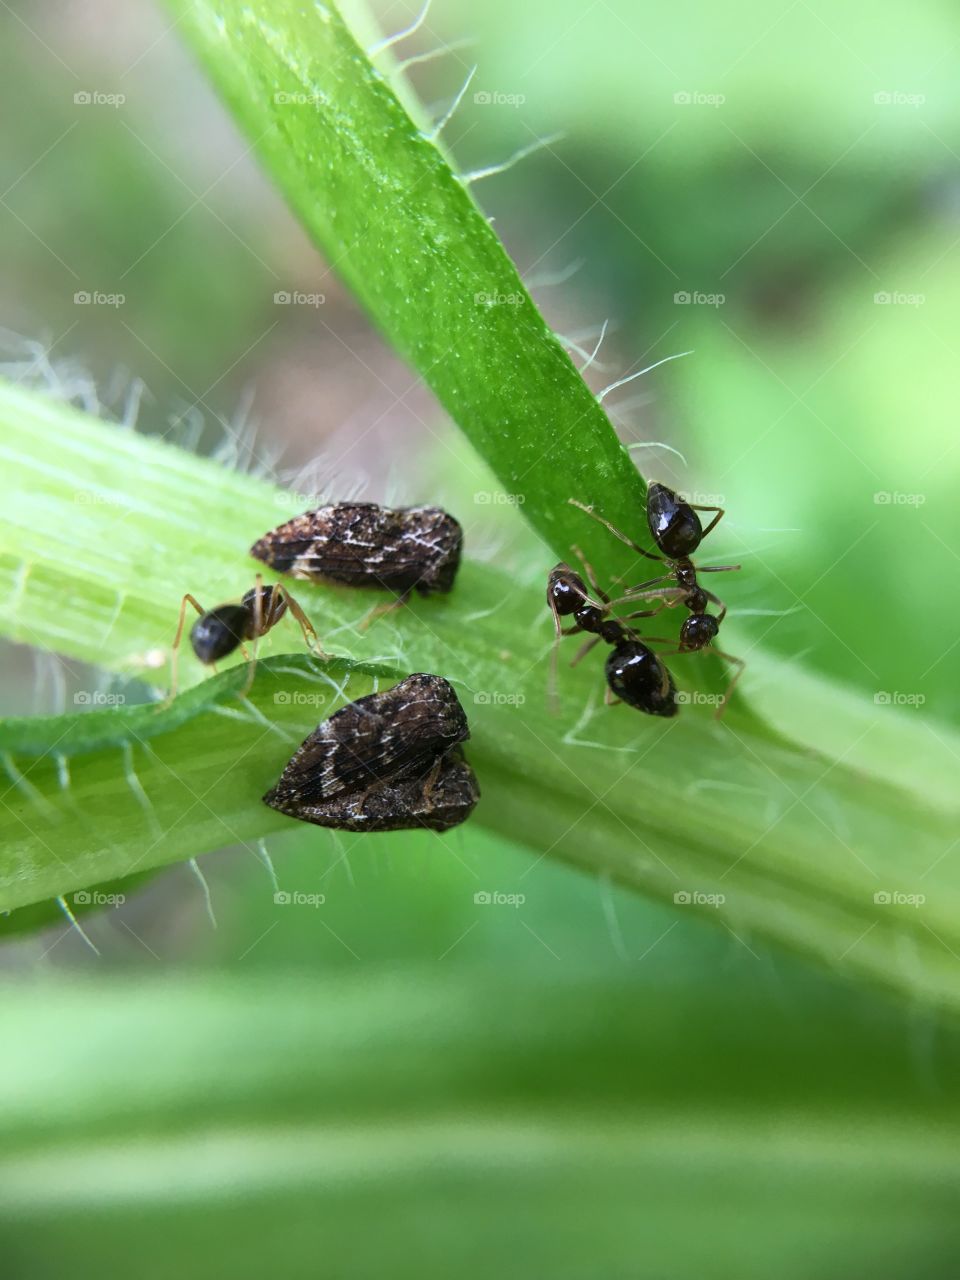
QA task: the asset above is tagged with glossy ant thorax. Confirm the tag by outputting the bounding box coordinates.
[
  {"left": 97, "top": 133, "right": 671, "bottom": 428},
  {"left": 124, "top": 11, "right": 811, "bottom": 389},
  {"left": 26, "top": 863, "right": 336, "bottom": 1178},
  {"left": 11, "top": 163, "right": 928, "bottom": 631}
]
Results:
[{"left": 647, "top": 483, "right": 703, "bottom": 559}]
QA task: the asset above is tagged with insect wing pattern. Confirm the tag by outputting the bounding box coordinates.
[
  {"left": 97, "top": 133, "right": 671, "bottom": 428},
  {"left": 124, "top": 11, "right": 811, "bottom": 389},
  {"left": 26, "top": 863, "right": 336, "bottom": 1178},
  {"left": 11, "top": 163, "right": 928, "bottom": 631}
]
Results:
[
  {"left": 264, "top": 746, "right": 479, "bottom": 834},
  {"left": 250, "top": 503, "right": 462, "bottom": 595},
  {"left": 264, "top": 673, "right": 470, "bottom": 807}
]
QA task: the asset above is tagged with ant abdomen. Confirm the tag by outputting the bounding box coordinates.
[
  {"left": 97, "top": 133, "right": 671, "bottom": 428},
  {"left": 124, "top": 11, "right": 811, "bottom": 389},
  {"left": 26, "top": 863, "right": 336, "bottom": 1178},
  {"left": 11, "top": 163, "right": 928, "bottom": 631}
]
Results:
[
  {"left": 606, "top": 641, "right": 678, "bottom": 717},
  {"left": 647, "top": 483, "right": 703, "bottom": 559},
  {"left": 191, "top": 604, "right": 251, "bottom": 664}
]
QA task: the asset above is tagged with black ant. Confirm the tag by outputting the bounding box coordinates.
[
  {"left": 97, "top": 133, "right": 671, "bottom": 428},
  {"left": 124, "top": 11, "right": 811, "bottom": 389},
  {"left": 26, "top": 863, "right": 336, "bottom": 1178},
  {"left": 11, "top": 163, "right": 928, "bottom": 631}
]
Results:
[
  {"left": 569, "top": 485, "right": 745, "bottom": 714},
  {"left": 169, "top": 575, "right": 319, "bottom": 700},
  {"left": 547, "top": 551, "right": 677, "bottom": 718}
]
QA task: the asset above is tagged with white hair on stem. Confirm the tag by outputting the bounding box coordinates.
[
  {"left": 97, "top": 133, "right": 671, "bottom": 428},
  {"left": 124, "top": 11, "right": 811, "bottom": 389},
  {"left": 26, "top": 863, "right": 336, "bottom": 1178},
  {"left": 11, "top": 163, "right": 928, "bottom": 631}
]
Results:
[
  {"left": 555, "top": 333, "right": 612, "bottom": 372},
  {"left": 627, "top": 440, "right": 689, "bottom": 467},
  {"left": 461, "top": 133, "right": 564, "bottom": 184},
  {"left": 597, "top": 350, "right": 693, "bottom": 404},
  {"left": 188, "top": 857, "right": 217, "bottom": 929},
  {"left": 428, "top": 65, "right": 477, "bottom": 141},
  {"left": 580, "top": 318, "right": 609, "bottom": 373},
  {"left": 368, "top": 0, "right": 433, "bottom": 57},
  {"left": 396, "top": 37, "right": 476, "bottom": 72},
  {"left": 524, "top": 259, "right": 585, "bottom": 289},
  {"left": 56, "top": 895, "right": 101, "bottom": 955},
  {"left": 255, "top": 839, "right": 281, "bottom": 894}
]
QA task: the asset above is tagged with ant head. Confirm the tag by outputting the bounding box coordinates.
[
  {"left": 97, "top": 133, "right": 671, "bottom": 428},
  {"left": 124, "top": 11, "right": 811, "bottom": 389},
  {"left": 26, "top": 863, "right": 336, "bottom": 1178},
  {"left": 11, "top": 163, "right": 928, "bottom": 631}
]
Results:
[
  {"left": 647, "top": 483, "right": 703, "bottom": 560},
  {"left": 547, "top": 564, "right": 589, "bottom": 616},
  {"left": 679, "top": 613, "right": 719, "bottom": 652},
  {"left": 242, "top": 583, "right": 287, "bottom": 633},
  {"left": 605, "top": 639, "right": 678, "bottom": 717},
  {"left": 190, "top": 603, "right": 251, "bottom": 664}
]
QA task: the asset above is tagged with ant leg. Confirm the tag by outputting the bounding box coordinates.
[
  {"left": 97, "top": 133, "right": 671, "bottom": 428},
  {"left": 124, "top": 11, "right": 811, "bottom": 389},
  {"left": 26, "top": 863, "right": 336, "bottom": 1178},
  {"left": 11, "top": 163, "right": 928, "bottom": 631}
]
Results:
[
  {"left": 611, "top": 585, "right": 686, "bottom": 611},
  {"left": 570, "top": 635, "right": 601, "bottom": 668},
  {"left": 238, "top": 642, "right": 260, "bottom": 699},
  {"left": 603, "top": 682, "right": 622, "bottom": 707},
  {"left": 696, "top": 563, "right": 741, "bottom": 574},
  {"left": 620, "top": 605, "right": 668, "bottom": 623},
  {"left": 617, "top": 574, "right": 681, "bottom": 601},
  {"left": 711, "top": 648, "right": 746, "bottom": 719},
  {"left": 237, "top": 574, "right": 269, "bottom": 699},
  {"left": 687, "top": 504, "right": 725, "bottom": 540},
  {"left": 275, "top": 586, "right": 323, "bottom": 654},
  {"left": 167, "top": 593, "right": 206, "bottom": 703},
  {"left": 358, "top": 593, "right": 410, "bottom": 631},
  {"left": 700, "top": 588, "right": 727, "bottom": 624},
  {"left": 569, "top": 543, "right": 610, "bottom": 604},
  {"left": 568, "top": 498, "right": 661, "bottom": 563}
]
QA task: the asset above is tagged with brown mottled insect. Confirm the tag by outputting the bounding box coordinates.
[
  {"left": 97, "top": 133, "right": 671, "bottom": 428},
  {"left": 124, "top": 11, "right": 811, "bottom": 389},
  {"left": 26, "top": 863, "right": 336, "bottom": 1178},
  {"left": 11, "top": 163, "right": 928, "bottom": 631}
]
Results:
[
  {"left": 250, "top": 503, "right": 463, "bottom": 600},
  {"left": 262, "top": 673, "right": 479, "bottom": 833},
  {"left": 169, "top": 576, "right": 319, "bottom": 699}
]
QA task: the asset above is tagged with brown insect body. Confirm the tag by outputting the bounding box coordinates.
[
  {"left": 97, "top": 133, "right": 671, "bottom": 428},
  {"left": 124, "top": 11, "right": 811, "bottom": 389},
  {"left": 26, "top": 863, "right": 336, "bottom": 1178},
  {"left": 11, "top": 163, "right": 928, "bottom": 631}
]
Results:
[
  {"left": 263, "top": 673, "right": 478, "bottom": 834},
  {"left": 250, "top": 503, "right": 462, "bottom": 597}
]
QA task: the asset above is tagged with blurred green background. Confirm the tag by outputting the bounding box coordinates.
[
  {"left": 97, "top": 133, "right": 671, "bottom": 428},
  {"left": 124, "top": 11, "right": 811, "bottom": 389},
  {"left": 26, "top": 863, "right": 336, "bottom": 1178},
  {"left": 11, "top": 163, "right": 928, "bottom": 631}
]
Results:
[{"left": 2, "top": 0, "right": 960, "bottom": 1274}]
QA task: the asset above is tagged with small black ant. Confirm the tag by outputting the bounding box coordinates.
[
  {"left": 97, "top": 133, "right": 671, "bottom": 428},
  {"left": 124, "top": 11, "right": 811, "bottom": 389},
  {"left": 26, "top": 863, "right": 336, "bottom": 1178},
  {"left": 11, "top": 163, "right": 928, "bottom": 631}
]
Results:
[
  {"left": 169, "top": 576, "right": 319, "bottom": 700},
  {"left": 547, "top": 552, "right": 677, "bottom": 718},
  {"left": 570, "top": 485, "right": 745, "bottom": 713}
]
